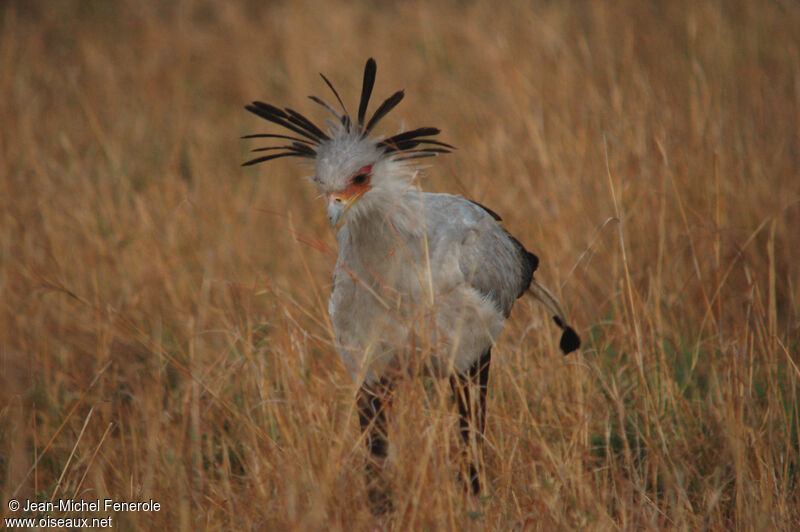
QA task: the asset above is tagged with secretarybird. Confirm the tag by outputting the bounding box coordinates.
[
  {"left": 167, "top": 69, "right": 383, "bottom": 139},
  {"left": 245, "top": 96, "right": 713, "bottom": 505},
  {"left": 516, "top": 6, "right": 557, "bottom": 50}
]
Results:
[{"left": 243, "top": 58, "right": 580, "bottom": 514}]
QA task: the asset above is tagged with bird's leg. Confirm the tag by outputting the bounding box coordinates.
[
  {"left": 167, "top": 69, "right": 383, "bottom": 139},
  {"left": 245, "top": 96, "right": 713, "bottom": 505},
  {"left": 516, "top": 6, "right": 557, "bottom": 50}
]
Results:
[
  {"left": 357, "top": 378, "right": 394, "bottom": 515},
  {"left": 450, "top": 348, "right": 491, "bottom": 496}
]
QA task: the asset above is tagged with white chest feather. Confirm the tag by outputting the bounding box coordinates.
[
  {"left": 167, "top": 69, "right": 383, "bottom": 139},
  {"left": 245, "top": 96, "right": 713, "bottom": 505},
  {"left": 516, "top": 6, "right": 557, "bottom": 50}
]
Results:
[{"left": 329, "top": 195, "right": 504, "bottom": 385}]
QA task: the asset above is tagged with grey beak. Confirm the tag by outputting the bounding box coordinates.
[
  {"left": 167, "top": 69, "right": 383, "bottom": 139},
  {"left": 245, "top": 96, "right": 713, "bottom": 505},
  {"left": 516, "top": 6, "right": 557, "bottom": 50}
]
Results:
[{"left": 328, "top": 200, "right": 345, "bottom": 228}]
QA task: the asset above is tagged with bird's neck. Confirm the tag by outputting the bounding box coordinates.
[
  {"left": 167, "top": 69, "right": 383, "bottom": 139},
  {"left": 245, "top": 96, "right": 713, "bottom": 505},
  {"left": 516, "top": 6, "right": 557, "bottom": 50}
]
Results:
[{"left": 338, "top": 191, "right": 423, "bottom": 258}]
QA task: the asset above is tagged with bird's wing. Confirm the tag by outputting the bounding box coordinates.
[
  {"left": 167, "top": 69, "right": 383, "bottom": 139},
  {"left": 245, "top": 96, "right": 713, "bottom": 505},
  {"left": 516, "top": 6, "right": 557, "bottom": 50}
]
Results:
[{"left": 422, "top": 194, "right": 537, "bottom": 317}]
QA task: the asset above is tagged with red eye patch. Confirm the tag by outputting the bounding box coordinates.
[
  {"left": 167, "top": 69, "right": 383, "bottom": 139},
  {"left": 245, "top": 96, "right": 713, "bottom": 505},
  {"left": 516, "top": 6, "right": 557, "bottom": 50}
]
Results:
[
  {"left": 336, "top": 165, "right": 373, "bottom": 199},
  {"left": 350, "top": 165, "right": 372, "bottom": 186},
  {"left": 350, "top": 164, "right": 372, "bottom": 185}
]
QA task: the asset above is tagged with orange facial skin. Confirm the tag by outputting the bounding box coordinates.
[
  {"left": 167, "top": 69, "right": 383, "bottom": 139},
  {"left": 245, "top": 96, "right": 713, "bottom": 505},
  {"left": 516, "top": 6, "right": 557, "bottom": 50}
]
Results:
[
  {"left": 336, "top": 179, "right": 371, "bottom": 201},
  {"left": 329, "top": 165, "right": 373, "bottom": 202}
]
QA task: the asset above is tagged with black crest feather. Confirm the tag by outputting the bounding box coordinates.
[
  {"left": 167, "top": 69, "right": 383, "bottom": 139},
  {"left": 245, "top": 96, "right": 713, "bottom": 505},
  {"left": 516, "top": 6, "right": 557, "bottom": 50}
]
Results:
[
  {"left": 242, "top": 58, "right": 454, "bottom": 167},
  {"left": 308, "top": 95, "right": 342, "bottom": 122},
  {"left": 319, "top": 72, "right": 351, "bottom": 129},
  {"left": 358, "top": 58, "right": 377, "bottom": 128},
  {"left": 379, "top": 127, "right": 454, "bottom": 156},
  {"left": 366, "top": 90, "right": 404, "bottom": 133},
  {"left": 241, "top": 133, "right": 316, "bottom": 145},
  {"left": 245, "top": 102, "right": 325, "bottom": 143}
]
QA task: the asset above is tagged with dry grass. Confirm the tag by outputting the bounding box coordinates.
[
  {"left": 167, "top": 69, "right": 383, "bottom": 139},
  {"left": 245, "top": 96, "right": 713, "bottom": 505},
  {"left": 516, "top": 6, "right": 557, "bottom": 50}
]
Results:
[{"left": 2, "top": 0, "right": 799, "bottom": 530}]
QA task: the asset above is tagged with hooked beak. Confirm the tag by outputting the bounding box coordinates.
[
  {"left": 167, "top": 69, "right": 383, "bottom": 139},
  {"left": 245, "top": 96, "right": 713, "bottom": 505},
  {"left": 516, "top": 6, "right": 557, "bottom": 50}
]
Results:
[{"left": 327, "top": 187, "right": 370, "bottom": 228}]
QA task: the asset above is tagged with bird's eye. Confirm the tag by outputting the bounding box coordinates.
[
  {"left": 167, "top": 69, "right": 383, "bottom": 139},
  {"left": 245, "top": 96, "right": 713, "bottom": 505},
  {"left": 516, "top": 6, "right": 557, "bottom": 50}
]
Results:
[{"left": 350, "top": 165, "right": 372, "bottom": 186}]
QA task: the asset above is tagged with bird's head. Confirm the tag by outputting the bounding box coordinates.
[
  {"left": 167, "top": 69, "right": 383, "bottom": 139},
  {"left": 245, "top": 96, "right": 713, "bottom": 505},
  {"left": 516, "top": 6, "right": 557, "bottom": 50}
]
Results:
[{"left": 242, "top": 58, "right": 453, "bottom": 229}]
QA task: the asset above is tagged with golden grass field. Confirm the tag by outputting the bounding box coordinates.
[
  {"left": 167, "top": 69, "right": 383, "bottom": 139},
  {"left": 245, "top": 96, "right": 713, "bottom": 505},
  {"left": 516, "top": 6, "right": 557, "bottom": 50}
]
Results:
[{"left": 2, "top": 0, "right": 799, "bottom": 529}]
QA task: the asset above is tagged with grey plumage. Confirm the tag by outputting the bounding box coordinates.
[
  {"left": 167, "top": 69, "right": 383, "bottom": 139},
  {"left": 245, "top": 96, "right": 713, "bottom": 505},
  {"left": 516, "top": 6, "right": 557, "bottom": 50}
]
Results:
[
  {"left": 328, "top": 191, "right": 530, "bottom": 382},
  {"left": 243, "top": 58, "right": 579, "bottom": 512}
]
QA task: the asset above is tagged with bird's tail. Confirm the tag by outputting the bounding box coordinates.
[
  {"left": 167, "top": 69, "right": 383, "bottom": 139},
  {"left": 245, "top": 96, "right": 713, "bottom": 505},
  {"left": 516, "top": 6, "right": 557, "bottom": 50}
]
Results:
[{"left": 528, "top": 279, "right": 581, "bottom": 354}]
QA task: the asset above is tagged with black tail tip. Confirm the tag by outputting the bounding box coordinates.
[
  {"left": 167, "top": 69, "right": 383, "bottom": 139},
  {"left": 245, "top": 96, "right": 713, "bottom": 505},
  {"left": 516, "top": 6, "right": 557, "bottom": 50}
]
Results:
[{"left": 559, "top": 326, "right": 581, "bottom": 355}]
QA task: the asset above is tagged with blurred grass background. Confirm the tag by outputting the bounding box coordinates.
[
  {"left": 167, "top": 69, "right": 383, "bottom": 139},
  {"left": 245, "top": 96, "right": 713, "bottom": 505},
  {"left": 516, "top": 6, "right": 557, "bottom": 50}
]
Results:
[{"left": 1, "top": 0, "right": 799, "bottom": 529}]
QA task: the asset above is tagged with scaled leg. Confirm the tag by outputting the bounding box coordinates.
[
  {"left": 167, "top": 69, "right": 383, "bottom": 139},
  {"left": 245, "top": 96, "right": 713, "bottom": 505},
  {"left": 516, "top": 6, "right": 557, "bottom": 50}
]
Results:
[
  {"left": 357, "top": 379, "right": 394, "bottom": 514},
  {"left": 450, "top": 348, "right": 491, "bottom": 495}
]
